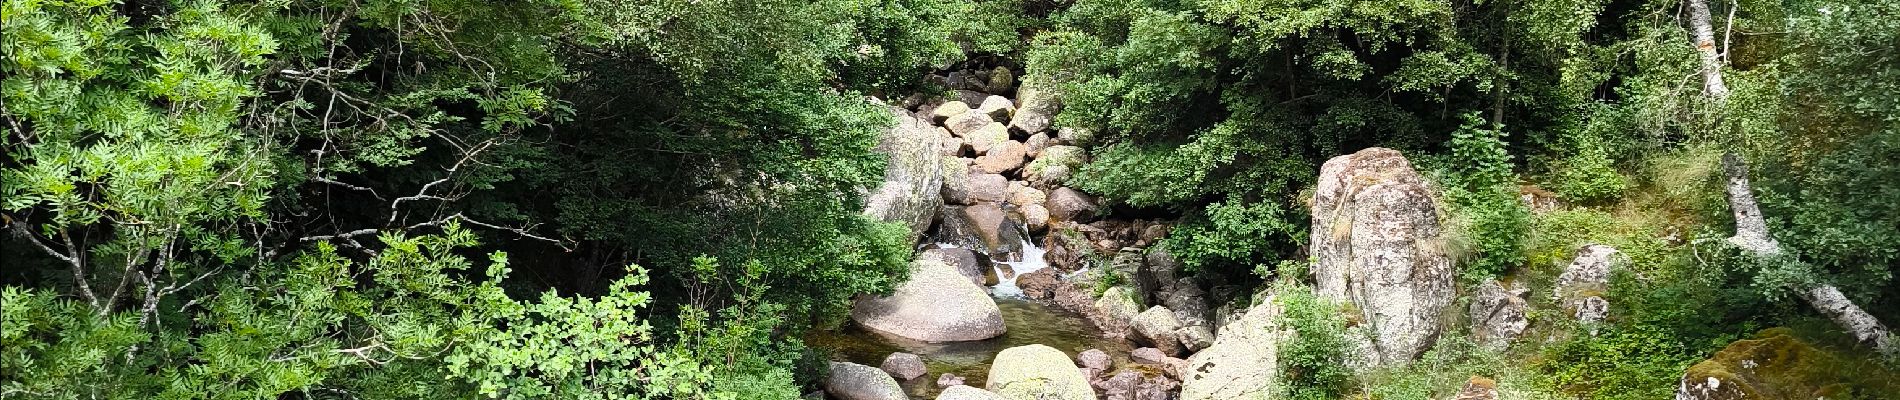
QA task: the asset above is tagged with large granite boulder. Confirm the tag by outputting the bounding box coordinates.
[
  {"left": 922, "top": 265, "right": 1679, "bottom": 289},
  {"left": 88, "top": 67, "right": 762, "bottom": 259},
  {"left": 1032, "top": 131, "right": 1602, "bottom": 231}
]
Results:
[
  {"left": 1674, "top": 328, "right": 1898, "bottom": 400},
  {"left": 851, "top": 259, "right": 1006, "bottom": 342},
  {"left": 1469, "top": 279, "right": 1529, "bottom": 348},
  {"left": 1556, "top": 244, "right": 1622, "bottom": 323},
  {"left": 862, "top": 107, "right": 945, "bottom": 240},
  {"left": 1180, "top": 299, "right": 1285, "bottom": 400},
  {"left": 826, "top": 361, "right": 908, "bottom": 400},
  {"left": 987, "top": 345, "right": 1094, "bottom": 400},
  {"left": 938, "top": 385, "right": 1005, "bottom": 400},
  {"left": 1309, "top": 147, "right": 1454, "bottom": 367},
  {"left": 922, "top": 247, "right": 993, "bottom": 286}
]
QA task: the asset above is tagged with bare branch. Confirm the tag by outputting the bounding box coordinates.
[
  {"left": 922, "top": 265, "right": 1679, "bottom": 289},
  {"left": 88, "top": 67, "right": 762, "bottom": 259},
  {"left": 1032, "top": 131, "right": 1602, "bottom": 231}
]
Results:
[
  {"left": 453, "top": 213, "right": 575, "bottom": 252},
  {"left": 313, "top": 176, "right": 385, "bottom": 201},
  {"left": 6, "top": 219, "right": 97, "bottom": 308}
]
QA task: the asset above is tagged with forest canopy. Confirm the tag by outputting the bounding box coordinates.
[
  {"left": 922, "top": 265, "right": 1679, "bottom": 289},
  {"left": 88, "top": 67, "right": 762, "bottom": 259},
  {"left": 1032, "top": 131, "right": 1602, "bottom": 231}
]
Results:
[{"left": 3, "top": 0, "right": 1897, "bottom": 399}]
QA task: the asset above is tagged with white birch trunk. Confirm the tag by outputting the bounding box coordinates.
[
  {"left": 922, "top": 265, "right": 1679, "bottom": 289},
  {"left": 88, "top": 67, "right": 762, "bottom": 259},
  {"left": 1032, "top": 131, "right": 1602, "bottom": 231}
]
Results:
[
  {"left": 1721, "top": 153, "right": 1893, "bottom": 353},
  {"left": 1688, "top": 0, "right": 1731, "bottom": 100}
]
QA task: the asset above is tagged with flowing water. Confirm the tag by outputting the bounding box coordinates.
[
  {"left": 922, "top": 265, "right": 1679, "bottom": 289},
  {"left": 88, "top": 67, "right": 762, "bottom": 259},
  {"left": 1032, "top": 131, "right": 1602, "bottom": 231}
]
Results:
[{"left": 808, "top": 227, "right": 1126, "bottom": 398}]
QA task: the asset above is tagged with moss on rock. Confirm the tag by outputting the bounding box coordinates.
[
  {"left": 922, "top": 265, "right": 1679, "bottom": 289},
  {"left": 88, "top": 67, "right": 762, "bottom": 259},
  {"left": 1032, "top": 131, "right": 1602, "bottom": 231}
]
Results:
[{"left": 1676, "top": 328, "right": 1900, "bottom": 400}]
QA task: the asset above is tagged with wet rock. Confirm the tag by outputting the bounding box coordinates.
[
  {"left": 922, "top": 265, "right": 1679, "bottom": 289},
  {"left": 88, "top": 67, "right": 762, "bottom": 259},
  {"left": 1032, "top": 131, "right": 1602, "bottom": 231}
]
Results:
[
  {"left": 1469, "top": 279, "right": 1529, "bottom": 348},
  {"left": 961, "top": 203, "right": 1013, "bottom": 254},
  {"left": 825, "top": 361, "right": 907, "bottom": 400},
  {"left": 1556, "top": 244, "right": 1621, "bottom": 324},
  {"left": 988, "top": 345, "right": 1094, "bottom": 400},
  {"left": 973, "top": 140, "right": 1026, "bottom": 174},
  {"left": 1042, "top": 232, "right": 1087, "bottom": 272},
  {"left": 1133, "top": 306, "right": 1188, "bottom": 357},
  {"left": 938, "top": 385, "right": 1005, "bottom": 400},
  {"left": 922, "top": 247, "right": 992, "bottom": 286},
  {"left": 1045, "top": 187, "right": 1099, "bottom": 223},
  {"left": 1076, "top": 349, "right": 1112, "bottom": 375},
  {"left": 1130, "top": 347, "right": 1169, "bottom": 365},
  {"left": 931, "top": 101, "right": 971, "bottom": 124},
  {"left": 1454, "top": 377, "right": 1500, "bottom": 400},
  {"left": 946, "top": 111, "right": 994, "bottom": 137},
  {"left": 1020, "top": 203, "right": 1050, "bottom": 233},
  {"left": 937, "top": 373, "right": 966, "bottom": 388},
  {"left": 861, "top": 107, "right": 945, "bottom": 240},
  {"left": 1180, "top": 298, "right": 1284, "bottom": 400},
  {"left": 881, "top": 352, "right": 927, "bottom": 380},
  {"left": 977, "top": 95, "right": 1014, "bottom": 122},
  {"left": 850, "top": 259, "right": 1005, "bottom": 342},
  {"left": 1309, "top": 147, "right": 1454, "bottom": 368},
  {"left": 1016, "top": 268, "right": 1060, "bottom": 299}
]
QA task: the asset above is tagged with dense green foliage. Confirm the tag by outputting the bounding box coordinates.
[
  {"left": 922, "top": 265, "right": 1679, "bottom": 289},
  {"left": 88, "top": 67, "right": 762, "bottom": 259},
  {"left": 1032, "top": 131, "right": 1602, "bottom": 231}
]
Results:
[
  {"left": 6, "top": 0, "right": 1900, "bottom": 398},
  {"left": 1274, "top": 285, "right": 1354, "bottom": 400},
  {"left": 1, "top": 0, "right": 975, "bottom": 397}
]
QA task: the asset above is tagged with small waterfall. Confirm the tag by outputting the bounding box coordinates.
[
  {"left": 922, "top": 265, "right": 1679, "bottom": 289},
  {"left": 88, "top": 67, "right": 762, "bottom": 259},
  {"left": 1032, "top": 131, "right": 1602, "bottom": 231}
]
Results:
[{"left": 990, "top": 227, "right": 1047, "bottom": 298}]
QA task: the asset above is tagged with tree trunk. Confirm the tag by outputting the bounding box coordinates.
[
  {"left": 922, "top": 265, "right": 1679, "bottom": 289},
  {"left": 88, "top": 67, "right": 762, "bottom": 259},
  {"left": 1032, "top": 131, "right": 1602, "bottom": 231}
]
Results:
[
  {"left": 1721, "top": 153, "right": 1893, "bottom": 353},
  {"left": 1688, "top": 0, "right": 1730, "bottom": 100}
]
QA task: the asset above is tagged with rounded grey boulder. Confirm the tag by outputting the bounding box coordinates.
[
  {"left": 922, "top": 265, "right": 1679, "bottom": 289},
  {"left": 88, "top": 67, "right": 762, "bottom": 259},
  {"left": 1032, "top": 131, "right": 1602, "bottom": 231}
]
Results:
[
  {"left": 851, "top": 259, "right": 1006, "bottom": 342},
  {"left": 826, "top": 361, "right": 907, "bottom": 400},
  {"left": 987, "top": 344, "right": 1094, "bottom": 400}
]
